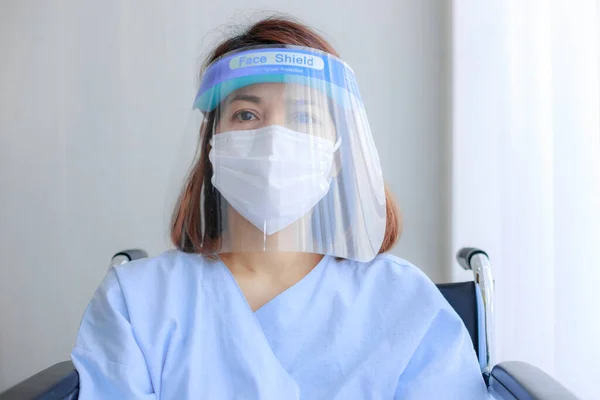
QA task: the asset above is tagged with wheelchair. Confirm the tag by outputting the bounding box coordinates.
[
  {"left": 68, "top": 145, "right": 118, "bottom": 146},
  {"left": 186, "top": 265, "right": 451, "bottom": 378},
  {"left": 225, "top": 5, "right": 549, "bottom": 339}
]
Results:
[{"left": 0, "top": 248, "right": 578, "bottom": 400}]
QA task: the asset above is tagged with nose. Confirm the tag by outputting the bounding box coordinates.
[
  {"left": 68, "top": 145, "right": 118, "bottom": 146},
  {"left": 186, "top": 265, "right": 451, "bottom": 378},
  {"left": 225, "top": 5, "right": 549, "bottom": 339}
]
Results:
[{"left": 263, "top": 102, "right": 287, "bottom": 127}]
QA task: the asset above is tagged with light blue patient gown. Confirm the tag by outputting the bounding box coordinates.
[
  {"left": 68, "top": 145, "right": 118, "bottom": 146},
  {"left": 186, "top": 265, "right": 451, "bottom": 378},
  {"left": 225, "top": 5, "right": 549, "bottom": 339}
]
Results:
[{"left": 71, "top": 250, "right": 490, "bottom": 399}]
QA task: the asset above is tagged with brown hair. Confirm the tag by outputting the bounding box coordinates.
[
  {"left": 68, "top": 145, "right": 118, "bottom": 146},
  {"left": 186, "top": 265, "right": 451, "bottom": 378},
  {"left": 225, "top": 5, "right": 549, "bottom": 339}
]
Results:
[{"left": 171, "top": 16, "right": 401, "bottom": 256}]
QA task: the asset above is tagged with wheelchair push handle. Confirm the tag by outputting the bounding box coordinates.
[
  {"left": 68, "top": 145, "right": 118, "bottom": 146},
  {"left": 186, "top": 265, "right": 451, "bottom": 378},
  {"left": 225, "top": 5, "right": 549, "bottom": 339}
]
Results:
[
  {"left": 457, "top": 247, "right": 495, "bottom": 377},
  {"left": 109, "top": 249, "right": 148, "bottom": 267},
  {"left": 457, "top": 247, "right": 489, "bottom": 271}
]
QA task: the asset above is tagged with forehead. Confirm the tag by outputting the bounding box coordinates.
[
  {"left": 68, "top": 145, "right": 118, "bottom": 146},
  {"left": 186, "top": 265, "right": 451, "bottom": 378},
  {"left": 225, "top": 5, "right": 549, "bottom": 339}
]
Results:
[{"left": 222, "top": 82, "right": 329, "bottom": 105}]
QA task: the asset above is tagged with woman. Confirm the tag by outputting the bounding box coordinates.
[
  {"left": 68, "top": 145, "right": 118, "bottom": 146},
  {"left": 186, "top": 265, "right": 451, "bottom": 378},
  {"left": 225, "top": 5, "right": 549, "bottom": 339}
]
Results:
[{"left": 71, "top": 17, "right": 490, "bottom": 399}]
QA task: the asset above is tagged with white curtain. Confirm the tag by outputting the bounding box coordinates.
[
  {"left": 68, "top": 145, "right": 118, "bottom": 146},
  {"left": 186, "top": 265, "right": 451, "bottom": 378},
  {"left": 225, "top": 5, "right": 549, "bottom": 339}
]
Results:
[{"left": 452, "top": 1, "right": 600, "bottom": 399}]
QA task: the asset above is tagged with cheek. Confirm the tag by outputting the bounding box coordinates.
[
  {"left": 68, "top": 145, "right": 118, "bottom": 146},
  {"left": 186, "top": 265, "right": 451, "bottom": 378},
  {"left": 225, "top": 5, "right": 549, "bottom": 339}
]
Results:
[
  {"left": 215, "top": 107, "right": 235, "bottom": 133},
  {"left": 324, "top": 116, "right": 337, "bottom": 139},
  {"left": 215, "top": 117, "right": 230, "bottom": 134}
]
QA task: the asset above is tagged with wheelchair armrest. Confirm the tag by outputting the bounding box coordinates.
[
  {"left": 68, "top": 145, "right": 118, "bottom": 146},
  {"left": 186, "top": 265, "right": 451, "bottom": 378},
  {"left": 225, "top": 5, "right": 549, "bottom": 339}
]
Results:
[
  {"left": 489, "top": 361, "right": 578, "bottom": 400},
  {"left": 0, "top": 361, "right": 78, "bottom": 400}
]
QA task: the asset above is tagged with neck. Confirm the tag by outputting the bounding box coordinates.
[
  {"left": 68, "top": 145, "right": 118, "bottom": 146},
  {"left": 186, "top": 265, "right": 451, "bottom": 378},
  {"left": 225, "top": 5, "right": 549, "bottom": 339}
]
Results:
[{"left": 219, "top": 251, "right": 323, "bottom": 279}]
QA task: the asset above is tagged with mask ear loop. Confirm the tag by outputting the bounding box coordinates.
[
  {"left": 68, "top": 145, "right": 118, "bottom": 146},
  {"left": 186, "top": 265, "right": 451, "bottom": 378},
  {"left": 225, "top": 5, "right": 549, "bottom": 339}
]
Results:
[{"left": 333, "top": 137, "right": 342, "bottom": 152}]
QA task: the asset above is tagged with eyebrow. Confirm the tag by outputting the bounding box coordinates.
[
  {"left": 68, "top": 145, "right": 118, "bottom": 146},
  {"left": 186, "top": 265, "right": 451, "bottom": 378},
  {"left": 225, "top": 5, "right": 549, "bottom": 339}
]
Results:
[
  {"left": 227, "top": 94, "right": 262, "bottom": 105},
  {"left": 288, "top": 99, "right": 315, "bottom": 106}
]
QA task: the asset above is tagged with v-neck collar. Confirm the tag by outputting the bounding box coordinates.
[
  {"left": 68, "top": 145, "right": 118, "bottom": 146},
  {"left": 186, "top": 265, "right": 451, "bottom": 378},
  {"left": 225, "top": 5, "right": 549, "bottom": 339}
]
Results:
[
  {"left": 216, "top": 254, "right": 330, "bottom": 320},
  {"left": 253, "top": 254, "right": 329, "bottom": 319},
  {"left": 202, "top": 256, "right": 305, "bottom": 398}
]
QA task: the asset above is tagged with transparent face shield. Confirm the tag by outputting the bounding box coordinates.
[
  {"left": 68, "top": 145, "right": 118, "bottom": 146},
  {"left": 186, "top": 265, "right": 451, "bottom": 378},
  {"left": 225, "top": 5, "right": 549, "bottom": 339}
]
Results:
[{"left": 176, "top": 45, "right": 386, "bottom": 261}]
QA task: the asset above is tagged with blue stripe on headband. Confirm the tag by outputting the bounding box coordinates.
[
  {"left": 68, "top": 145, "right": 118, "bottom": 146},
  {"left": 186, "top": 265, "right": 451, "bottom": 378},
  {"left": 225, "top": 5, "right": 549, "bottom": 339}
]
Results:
[{"left": 193, "top": 47, "right": 361, "bottom": 111}]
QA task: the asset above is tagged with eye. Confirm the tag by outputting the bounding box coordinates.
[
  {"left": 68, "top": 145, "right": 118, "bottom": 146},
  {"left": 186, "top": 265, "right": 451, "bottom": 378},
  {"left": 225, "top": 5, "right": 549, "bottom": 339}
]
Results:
[{"left": 234, "top": 110, "right": 258, "bottom": 122}]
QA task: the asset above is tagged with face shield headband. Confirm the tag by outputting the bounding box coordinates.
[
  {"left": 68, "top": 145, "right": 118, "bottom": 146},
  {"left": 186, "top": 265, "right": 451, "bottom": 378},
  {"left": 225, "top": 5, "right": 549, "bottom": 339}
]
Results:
[{"left": 193, "top": 46, "right": 362, "bottom": 113}]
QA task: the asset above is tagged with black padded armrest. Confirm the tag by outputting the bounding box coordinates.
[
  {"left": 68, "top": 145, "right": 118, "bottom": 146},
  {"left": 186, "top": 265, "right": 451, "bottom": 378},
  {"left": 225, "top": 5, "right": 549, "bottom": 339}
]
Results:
[
  {"left": 0, "top": 361, "right": 78, "bottom": 400},
  {"left": 490, "top": 361, "right": 578, "bottom": 400}
]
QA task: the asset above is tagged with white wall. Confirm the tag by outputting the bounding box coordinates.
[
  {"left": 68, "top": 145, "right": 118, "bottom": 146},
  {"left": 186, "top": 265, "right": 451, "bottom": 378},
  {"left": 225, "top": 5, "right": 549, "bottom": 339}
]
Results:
[
  {"left": 452, "top": 2, "right": 600, "bottom": 398},
  {"left": 0, "top": 0, "right": 450, "bottom": 391}
]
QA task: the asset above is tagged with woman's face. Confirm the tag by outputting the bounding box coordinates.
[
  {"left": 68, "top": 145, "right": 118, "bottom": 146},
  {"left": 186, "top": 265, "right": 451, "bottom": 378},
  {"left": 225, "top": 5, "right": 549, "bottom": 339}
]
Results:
[
  {"left": 216, "top": 82, "right": 336, "bottom": 142},
  {"left": 211, "top": 82, "right": 338, "bottom": 247}
]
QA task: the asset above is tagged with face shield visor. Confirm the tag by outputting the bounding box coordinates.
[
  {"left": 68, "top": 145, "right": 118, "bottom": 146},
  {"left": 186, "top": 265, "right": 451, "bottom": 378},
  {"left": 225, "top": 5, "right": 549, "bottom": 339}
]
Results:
[{"left": 176, "top": 45, "right": 385, "bottom": 261}]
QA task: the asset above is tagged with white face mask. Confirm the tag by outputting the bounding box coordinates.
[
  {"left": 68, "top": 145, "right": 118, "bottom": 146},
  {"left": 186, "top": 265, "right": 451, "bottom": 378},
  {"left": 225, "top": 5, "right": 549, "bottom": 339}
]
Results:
[{"left": 209, "top": 125, "right": 341, "bottom": 235}]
